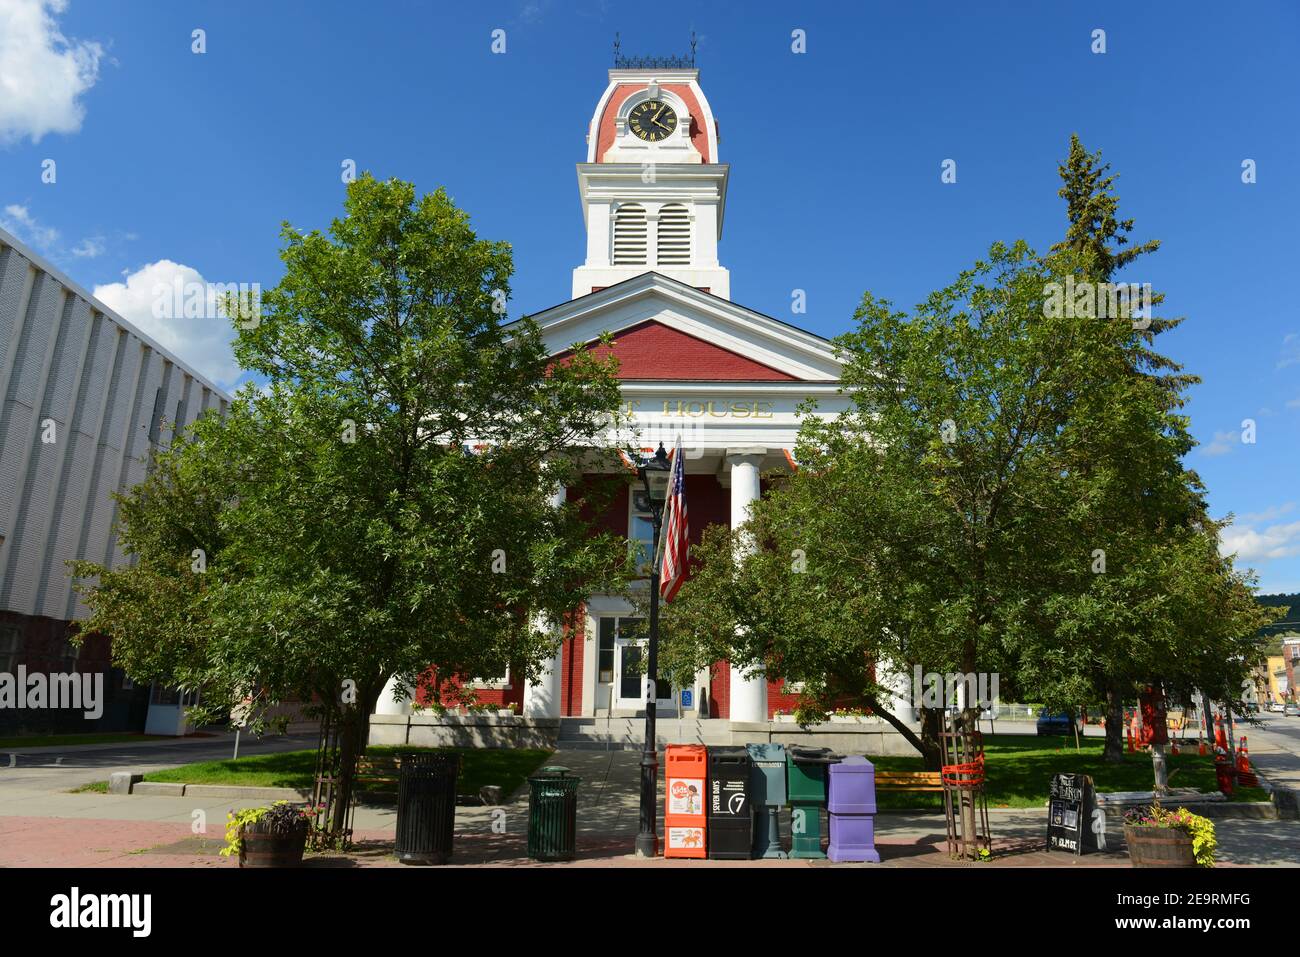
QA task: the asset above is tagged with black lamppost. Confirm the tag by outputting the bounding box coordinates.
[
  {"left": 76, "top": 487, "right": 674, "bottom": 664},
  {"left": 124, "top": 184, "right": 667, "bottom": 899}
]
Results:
[{"left": 634, "top": 442, "right": 672, "bottom": 858}]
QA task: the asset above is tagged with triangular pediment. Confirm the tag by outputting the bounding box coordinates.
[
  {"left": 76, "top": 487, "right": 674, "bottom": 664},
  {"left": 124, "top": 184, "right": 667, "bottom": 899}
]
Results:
[
  {"left": 551, "top": 319, "right": 798, "bottom": 381},
  {"left": 519, "top": 272, "right": 841, "bottom": 382}
]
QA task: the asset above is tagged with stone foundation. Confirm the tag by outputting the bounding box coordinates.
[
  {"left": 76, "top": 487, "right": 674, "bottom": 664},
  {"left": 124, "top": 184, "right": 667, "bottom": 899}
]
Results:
[{"left": 369, "top": 713, "right": 560, "bottom": 749}]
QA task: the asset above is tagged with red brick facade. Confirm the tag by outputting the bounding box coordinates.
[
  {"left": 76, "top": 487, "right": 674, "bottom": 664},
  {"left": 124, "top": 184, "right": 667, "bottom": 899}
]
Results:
[{"left": 551, "top": 320, "right": 796, "bottom": 381}]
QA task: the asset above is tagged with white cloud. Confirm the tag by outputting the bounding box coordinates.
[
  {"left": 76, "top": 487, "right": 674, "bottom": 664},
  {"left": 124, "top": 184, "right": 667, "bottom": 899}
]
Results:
[
  {"left": 1286, "top": 396, "right": 1300, "bottom": 410},
  {"left": 1, "top": 202, "right": 59, "bottom": 248},
  {"left": 1220, "top": 519, "right": 1300, "bottom": 562},
  {"left": 1240, "top": 502, "right": 1296, "bottom": 524},
  {"left": 69, "top": 234, "right": 103, "bottom": 257},
  {"left": 1200, "top": 429, "right": 1238, "bottom": 457},
  {"left": 1281, "top": 333, "right": 1300, "bottom": 370},
  {"left": 0, "top": 0, "right": 104, "bottom": 145},
  {"left": 94, "top": 259, "right": 243, "bottom": 388}
]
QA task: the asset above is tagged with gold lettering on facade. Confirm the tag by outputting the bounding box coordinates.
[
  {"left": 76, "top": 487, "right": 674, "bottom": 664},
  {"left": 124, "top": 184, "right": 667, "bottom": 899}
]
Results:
[{"left": 649, "top": 399, "right": 780, "bottom": 418}]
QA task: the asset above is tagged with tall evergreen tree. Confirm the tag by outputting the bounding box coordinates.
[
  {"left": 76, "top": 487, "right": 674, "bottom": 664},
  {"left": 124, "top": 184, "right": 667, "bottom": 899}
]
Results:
[{"left": 1022, "top": 136, "right": 1272, "bottom": 764}]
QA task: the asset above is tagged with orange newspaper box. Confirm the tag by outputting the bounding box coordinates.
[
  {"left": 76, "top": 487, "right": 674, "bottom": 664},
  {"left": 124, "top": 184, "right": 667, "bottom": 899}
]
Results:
[{"left": 664, "top": 744, "right": 707, "bottom": 859}]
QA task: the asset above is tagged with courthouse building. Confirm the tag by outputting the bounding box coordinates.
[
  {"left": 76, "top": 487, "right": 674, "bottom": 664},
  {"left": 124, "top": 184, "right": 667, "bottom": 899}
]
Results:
[{"left": 387, "top": 63, "right": 855, "bottom": 725}]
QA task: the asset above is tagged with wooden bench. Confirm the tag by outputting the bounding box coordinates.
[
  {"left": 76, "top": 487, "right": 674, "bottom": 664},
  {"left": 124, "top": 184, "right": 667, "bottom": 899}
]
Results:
[
  {"left": 874, "top": 770, "right": 944, "bottom": 793},
  {"left": 352, "top": 753, "right": 467, "bottom": 804},
  {"left": 354, "top": 754, "right": 402, "bottom": 799}
]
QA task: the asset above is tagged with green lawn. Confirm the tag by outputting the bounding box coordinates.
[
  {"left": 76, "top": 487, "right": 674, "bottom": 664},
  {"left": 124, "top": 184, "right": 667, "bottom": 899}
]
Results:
[
  {"left": 0, "top": 732, "right": 173, "bottom": 749},
  {"left": 141, "top": 747, "right": 554, "bottom": 799},
  {"left": 870, "top": 734, "right": 1270, "bottom": 810}
]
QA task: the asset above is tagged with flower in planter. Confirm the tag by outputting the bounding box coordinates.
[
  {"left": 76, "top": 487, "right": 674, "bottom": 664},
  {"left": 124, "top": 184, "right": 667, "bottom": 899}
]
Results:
[
  {"left": 221, "top": 801, "right": 320, "bottom": 858},
  {"left": 1123, "top": 803, "right": 1216, "bottom": 867}
]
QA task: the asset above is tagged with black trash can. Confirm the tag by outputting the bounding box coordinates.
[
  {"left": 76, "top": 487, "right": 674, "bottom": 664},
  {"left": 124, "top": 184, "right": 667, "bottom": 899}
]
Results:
[
  {"left": 395, "top": 750, "right": 460, "bottom": 865},
  {"left": 527, "top": 766, "right": 581, "bottom": 862},
  {"left": 707, "top": 746, "right": 753, "bottom": 860}
]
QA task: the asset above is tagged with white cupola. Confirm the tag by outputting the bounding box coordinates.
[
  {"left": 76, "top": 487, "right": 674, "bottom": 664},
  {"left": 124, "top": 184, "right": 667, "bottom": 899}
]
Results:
[{"left": 573, "top": 66, "right": 731, "bottom": 300}]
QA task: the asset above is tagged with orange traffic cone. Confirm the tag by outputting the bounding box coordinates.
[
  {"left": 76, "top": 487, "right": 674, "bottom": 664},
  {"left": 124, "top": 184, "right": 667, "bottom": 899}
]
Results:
[
  {"left": 1236, "top": 737, "right": 1259, "bottom": 788},
  {"left": 1198, "top": 737, "right": 1207, "bottom": 756},
  {"left": 1214, "top": 714, "right": 1228, "bottom": 751},
  {"left": 1170, "top": 738, "right": 1180, "bottom": 756}
]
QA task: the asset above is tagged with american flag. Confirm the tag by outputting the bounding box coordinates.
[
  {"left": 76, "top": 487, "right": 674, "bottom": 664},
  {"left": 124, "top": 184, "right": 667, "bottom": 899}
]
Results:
[{"left": 658, "top": 436, "right": 689, "bottom": 601}]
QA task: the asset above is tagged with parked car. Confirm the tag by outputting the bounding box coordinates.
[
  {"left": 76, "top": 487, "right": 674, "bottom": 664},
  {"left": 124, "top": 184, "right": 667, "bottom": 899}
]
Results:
[
  {"left": 1285, "top": 703, "right": 1300, "bottom": 717},
  {"left": 1268, "top": 701, "right": 1285, "bottom": 714},
  {"left": 1036, "top": 711, "right": 1077, "bottom": 736}
]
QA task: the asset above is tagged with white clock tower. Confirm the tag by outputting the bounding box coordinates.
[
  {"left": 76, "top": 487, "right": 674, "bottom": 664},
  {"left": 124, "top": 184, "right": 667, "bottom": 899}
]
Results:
[{"left": 573, "top": 64, "right": 731, "bottom": 300}]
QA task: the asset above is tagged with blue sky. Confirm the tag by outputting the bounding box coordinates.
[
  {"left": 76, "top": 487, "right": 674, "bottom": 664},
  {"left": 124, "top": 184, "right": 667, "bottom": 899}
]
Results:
[{"left": 1, "top": 0, "right": 1297, "bottom": 593}]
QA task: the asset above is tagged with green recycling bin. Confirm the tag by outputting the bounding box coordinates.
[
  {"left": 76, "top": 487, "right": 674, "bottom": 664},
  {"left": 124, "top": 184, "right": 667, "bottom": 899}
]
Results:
[
  {"left": 527, "top": 766, "right": 581, "bottom": 861},
  {"left": 787, "top": 746, "right": 839, "bottom": 859}
]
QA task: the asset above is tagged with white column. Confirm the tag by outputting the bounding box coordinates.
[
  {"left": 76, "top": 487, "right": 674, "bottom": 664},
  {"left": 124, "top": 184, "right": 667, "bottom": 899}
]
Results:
[
  {"left": 727, "top": 450, "right": 767, "bottom": 723},
  {"left": 524, "top": 483, "right": 566, "bottom": 719},
  {"left": 524, "top": 640, "right": 563, "bottom": 719},
  {"left": 374, "top": 673, "right": 413, "bottom": 716}
]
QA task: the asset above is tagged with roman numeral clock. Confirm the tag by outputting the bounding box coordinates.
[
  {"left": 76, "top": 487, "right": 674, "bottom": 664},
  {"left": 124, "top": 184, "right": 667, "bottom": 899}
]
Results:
[{"left": 628, "top": 99, "right": 678, "bottom": 142}]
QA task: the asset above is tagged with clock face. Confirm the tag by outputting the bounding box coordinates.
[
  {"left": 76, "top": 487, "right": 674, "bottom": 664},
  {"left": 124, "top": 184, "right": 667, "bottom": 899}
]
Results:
[{"left": 628, "top": 99, "right": 678, "bottom": 142}]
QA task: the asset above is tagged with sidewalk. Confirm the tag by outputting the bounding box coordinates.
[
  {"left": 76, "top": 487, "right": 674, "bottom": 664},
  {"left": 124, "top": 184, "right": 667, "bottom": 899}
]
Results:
[{"left": 2, "top": 748, "right": 1298, "bottom": 867}]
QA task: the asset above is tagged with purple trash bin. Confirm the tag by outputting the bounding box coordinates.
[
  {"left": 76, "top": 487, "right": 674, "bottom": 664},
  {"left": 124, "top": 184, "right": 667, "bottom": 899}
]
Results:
[{"left": 827, "top": 755, "right": 881, "bottom": 863}]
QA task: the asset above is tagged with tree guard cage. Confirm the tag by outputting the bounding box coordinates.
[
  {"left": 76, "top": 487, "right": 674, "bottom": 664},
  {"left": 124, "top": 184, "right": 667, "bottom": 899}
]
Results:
[
  {"left": 940, "top": 712, "right": 991, "bottom": 860},
  {"left": 310, "top": 712, "right": 355, "bottom": 849}
]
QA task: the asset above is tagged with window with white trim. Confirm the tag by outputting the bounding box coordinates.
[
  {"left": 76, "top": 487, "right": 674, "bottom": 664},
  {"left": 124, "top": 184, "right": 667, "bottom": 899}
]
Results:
[
  {"left": 468, "top": 667, "right": 511, "bottom": 690},
  {"left": 628, "top": 487, "right": 655, "bottom": 575}
]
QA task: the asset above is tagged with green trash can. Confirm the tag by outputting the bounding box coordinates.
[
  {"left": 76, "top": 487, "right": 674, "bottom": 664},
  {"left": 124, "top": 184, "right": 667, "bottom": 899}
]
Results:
[
  {"left": 527, "top": 766, "right": 581, "bottom": 861},
  {"left": 787, "top": 746, "right": 839, "bottom": 859}
]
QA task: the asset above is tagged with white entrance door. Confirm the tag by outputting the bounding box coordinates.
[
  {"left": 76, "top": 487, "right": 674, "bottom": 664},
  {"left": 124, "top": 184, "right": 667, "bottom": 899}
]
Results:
[{"left": 613, "top": 632, "right": 675, "bottom": 715}]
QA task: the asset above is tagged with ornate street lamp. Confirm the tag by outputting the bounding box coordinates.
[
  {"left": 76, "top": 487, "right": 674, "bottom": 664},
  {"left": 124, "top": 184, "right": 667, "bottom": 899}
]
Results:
[{"left": 634, "top": 442, "right": 671, "bottom": 858}]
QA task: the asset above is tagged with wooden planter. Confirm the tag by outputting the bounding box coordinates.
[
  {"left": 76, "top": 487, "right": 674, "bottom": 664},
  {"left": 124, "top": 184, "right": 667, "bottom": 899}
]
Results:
[
  {"left": 239, "top": 821, "right": 309, "bottom": 868},
  {"left": 1124, "top": 824, "right": 1196, "bottom": 867}
]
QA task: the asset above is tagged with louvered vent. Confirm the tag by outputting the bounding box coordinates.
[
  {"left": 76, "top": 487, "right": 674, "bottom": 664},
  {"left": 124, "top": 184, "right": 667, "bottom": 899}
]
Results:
[
  {"left": 612, "top": 204, "right": 648, "bottom": 265},
  {"left": 656, "top": 204, "right": 691, "bottom": 265}
]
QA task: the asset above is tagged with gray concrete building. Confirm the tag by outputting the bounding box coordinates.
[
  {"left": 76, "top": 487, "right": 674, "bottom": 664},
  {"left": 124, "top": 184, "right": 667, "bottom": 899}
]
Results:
[{"left": 0, "top": 226, "right": 232, "bottom": 735}]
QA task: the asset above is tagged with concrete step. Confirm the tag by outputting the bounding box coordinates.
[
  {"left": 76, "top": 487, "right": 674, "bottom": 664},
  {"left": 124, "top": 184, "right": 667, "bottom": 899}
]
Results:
[{"left": 558, "top": 718, "right": 733, "bottom": 747}]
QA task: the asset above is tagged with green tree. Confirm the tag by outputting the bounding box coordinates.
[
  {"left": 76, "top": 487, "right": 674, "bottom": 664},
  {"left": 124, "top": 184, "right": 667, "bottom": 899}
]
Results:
[
  {"left": 660, "top": 241, "right": 1122, "bottom": 766},
  {"left": 73, "top": 175, "right": 629, "bottom": 835},
  {"left": 1018, "top": 135, "right": 1276, "bottom": 763}
]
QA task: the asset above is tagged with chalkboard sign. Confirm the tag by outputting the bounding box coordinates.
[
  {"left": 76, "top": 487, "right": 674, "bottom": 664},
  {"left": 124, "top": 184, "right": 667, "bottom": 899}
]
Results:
[{"left": 1046, "top": 772, "right": 1105, "bottom": 855}]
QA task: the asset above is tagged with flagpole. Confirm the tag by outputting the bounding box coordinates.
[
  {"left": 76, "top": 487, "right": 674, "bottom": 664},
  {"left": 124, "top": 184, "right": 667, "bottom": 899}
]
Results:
[
  {"left": 634, "top": 503, "right": 663, "bottom": 860},
  {"left": 635, "top": 457, "right": 665, "bottom": 860}
]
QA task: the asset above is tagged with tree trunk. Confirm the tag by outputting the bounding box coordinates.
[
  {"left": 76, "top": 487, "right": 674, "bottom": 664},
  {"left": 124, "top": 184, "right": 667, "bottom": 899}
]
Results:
[
  {"left": 327, "top": 682, "right": 382, "bottom": 839},
  {"left": 1103, "top": 684, "right": 1125, "bottom": 763},
  {"left": 917, "top": 705, "right": 944, "bottom": 771},
  {"left": 1151, "top": 742, "right": 1168, "bottom": 794},
  {"left": 861, "top": 693, "right": 939, "bottom": 766}
]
